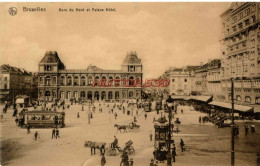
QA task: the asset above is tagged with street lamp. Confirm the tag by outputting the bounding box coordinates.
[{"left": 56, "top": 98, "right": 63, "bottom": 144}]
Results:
[{"left": 166, "top": 102, "right": 173, "bottom": 166}]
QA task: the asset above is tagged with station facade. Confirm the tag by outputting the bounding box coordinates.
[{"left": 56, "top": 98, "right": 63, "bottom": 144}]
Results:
[{"left": 38, "top": 51, "right": 143, "bottom": 101}]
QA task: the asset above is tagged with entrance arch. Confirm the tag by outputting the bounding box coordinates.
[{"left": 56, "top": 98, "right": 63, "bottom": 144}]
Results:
[
  {"left": 115, "top": 91, "right": 119, "bottom": 100},
  {"left": 108, "top": 91, "right": 113, "bottom": 100},
  {"left": 101, "top": 91, "right": 106, "bottom": 100},
  {"left": 87, "top": 91, "right": 92, "bottom": 100},
  {"left": 94, "top": 91, "right": 100, "bottom": 100}
]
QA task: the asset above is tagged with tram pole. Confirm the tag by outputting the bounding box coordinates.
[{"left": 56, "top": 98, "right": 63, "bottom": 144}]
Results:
[
  {"left": 231, "top": 78, "right": 235, "bottom": 166},
  {"left": 167, "top": 102, "right": 173, "bottom": 166}
]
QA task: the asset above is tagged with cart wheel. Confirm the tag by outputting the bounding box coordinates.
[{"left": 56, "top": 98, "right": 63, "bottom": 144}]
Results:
[{"left": 127, "top": 146, "right": 135, "bottom": 155}]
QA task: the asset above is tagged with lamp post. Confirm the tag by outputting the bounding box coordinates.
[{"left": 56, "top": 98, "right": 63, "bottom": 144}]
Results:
[
  {"left": 231, "top": 78, "right": 235, "bottom": 166},
  {"left": 166, "top": 102, "right": 173, "bottom": 166}
]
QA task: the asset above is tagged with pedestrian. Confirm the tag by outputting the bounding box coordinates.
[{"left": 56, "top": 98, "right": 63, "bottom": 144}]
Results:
[
  {"left": 91, "top": 145, "right": 96, "bottom": 155},
  {"left": 27, "top": 124, "right": 30, "bottom": 134},
  {"left": 134, "top": 116, "right": 137, "bottom": 123},
  {"left": 199, "top": 116, "right": 201, "bottom": 123},
  {"left": 82, "top": 105, "right": 84, "bottom": 111},
  {"left": 172, "top": 144, "right": 176, "bottom": 162},
  {"left": 55, "top": 128, "right": 60, "bottom": 139},
  {"left": 150, "top": 133, "right": 153, "bottom": 142},
  {"left": 52, "top": 128, "right": 56, "bottom": 139},
  {"left": 180, "top": 139, "right": 185, "bottom": 152},
  {"left": 101, "top": 154, "right": 106, "bottom": 166},
  {"left": 181, "top": 109, "right": 183, "bottom": 114},
  {"left": 153, "top": 117, "right": 156, "bottom": 123},
  {"left": 34, "top": 131, "right": 39, "bottom": 140},
  {"left": 15, "top": 117, "right": 18, "bottom": 125},
  {"left": 129, "top": 158, "right": 134, "bottom": 166},
  {"left": 150, "top": 159, "right": 154, "bottom": 166},
  {"left": 244, "top": 123, "right": 249, "bottom": 136},
  {"left": 114, "top": 112, "right": 117, "bottom": 119},
  {"left": 251, "top": 125, "right": 255, "bottom": 134},
  {"left": 144, "top": 113, "right": 147, "bottom": 120},
  {"left": 234, "top": 125, "right": 239, "bottom": 137},
  {"left": 77, "top": 112, "right": 80, "bottom": 118}
]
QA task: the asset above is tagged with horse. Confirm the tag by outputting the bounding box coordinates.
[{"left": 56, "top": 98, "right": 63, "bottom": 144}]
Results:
[
  {"left": 84, "top": 141, "right": 106, "bottom": 154},
  {"left": 114, "top": 124, "right": 127, "bottom": 133}
]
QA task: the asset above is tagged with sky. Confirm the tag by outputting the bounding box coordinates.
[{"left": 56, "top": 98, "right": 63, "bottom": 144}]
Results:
[{"left": 0, "top": 2, "right": 231, "bottom": 79}]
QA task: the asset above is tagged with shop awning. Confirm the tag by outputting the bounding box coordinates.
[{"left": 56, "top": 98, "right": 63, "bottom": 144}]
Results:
[
  {"left": 170, "top": 96, "right": 191, "bottom": 100},
  {"left": 209, "top": 101, "right": 253, "bottom": 112},
  {"left": 190, "top": 96, "right": 212, "bottom": 102}
]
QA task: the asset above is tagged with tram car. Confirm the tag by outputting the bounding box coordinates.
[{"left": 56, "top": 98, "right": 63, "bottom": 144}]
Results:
[
  {"left": 18, "top": 110, "right": 65, "bottom": 128},
  {"left": 143, "top": 101, "right": 151, "bottom": 112}
]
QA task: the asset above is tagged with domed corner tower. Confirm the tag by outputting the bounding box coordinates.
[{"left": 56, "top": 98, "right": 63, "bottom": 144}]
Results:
[
  {"left": 38, "top": 51, "right": 65, "bottom": 73},
  {"left": 121, "top": 51, "right": 142, "bottom": 73}
]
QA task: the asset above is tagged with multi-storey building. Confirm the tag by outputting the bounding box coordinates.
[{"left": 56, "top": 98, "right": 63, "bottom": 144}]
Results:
[
  {"left": 220, "top": 2, "right": 260, "bottom": 105},
  {"left": 206, "top": 59, "right": 224, "bottom": 101},
  {"left": 194, "top": 64, "right": 208, "bottom": 96},
  {"left": 169, "top": 68, "right": 190, "bottom": 96},
  {"left": 0, "top": 64, "right": 37, "bottom": 103},
  {"left": 38, "top": 51, "right": 143, "bottom": 101},
  {"left": 168, "top": 66, "right": 198, "bottom": 96}
]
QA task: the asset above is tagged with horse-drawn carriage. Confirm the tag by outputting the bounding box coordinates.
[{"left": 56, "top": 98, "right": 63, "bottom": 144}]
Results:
[
  {"left": 106, "top": 140, "right": 135, "bottom": 156},
  {"left": 114, "top": 122, "right": 140, "bottom": 133}
]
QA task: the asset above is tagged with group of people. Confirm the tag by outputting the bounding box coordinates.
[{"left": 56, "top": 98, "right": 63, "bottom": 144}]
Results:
[{"left": 52, "top": 128, "right": 60, "bottom": 139}]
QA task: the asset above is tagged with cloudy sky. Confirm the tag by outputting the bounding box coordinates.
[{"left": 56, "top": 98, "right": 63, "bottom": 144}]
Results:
[{"left": 0, "top": 2, "right": 231, "bottom": 79}]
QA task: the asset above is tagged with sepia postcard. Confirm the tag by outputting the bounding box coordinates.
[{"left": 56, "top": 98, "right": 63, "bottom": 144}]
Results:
[{"left": 0, "top": 2, "right": 259, "bottom": 166}]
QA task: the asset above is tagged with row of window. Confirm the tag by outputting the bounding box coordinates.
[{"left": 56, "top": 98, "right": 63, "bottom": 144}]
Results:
[
  {"left": 228, "top": 95, "right": 260, "bottom": 104},
  {"left": 223, "top": 4, "right": 256, "bottom": 28},
  {"left": 39, "top": 90, "right": 138, "bottom": 99},
  {"left": 171, "top": 78, "right": 188, "bottom": 82},
  {"left": 39, "top": 75, "right": 140, "bottom": 86}
]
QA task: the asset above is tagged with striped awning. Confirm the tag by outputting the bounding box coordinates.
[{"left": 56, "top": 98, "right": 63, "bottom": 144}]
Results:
[{"left": 209, "top": 101, "right": 253, "bottom": 112}]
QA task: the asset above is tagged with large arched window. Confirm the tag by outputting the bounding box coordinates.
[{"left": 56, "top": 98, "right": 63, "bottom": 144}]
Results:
[
  {"left": 60, "top": 76, "right": 65, "bottom": 85},
  {"left": 45, "top": 76, "right": 51, "bottom": 86},
  {"left": 129, "top": 91, "right": 133, "bottom": 99},
  {"left": 101, "top": 76, "right": 106, "bottom": 86},
  {"left": 115, "top": 76, "right": 120, "bottom": 87},
  {"left": 101, "top": 91, "right": 106, "bottom": 100},
  {"left": 108, "top": 76, "right": 113, "bottom": 86},
  {"left": 67, "top": 91, "right": 71, "bottom": 99},
  {"left": 52, "top": 77, "right": 56, "bottom": 85},
  {"left": 67, "top": 76, "right": 72, "bottom": 86},
  {"left": 129, "top": 76, "right": 134, "bottom": 86},
  {"left": 74, "top": 76, "right": 79, "bottom": 86},
  {"left": 87, "top": 91, "right": 92, "bottom": 100},
  {"left": 39, "top": 77, "right": 43, "bottom": 84},
  {"left": 81, "top": 76, "right": 86, "bottom": 86},
  {"left": 256, "top": 97, "right": 260, "bottom": 104},
  {"left": 115, "top": 91, "right": 119, "bottom": 99},
  {"left": 73, "top": 91, "right": 78, "bottom": 99},
  {"left": 94, "top": 76, "right": 100, "bottom": 86},
  {"left": 88, "top": 76, "right": 92, "bottom": 85},
  {"left": 236, "top": 95, "right": 241, "bottom": 101},
  {"left": 80, "top": 91, "right": 85, "bottom": 98},
  {"left": 60, "top": 91, "right": 64, "bottom": 99},
  {"left": 245, "top": 96, "right": 251, "bottom": 103},
  {"left": 108, "top": 91, "right": 113, "bottom": 100},
  {"left": 94, "top": 91, "right": 99, "bottom": 100}
]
